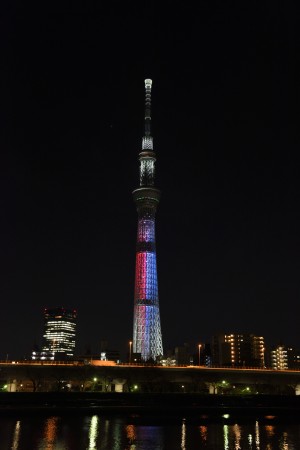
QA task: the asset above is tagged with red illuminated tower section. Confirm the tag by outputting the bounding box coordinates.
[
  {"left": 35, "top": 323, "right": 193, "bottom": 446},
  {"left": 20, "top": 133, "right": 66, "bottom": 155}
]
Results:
[{"left": 132, "top": 79, "right": 163, "bottom": 361}]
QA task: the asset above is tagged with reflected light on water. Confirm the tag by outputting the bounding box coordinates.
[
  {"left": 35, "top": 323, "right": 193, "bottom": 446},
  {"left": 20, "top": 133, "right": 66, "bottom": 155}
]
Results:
[
  {"left": 12, "top": 420, "right": 21, "bottom": 450},
  {"left": 129, "top": 425, "right": 163, "bottom": 450},
  {"left": 255, "top": 421, "right": 260, "bottom": 449},
  {"left": 248, "top": 433, "right": 252, "bottom": 448},
  {"left": 199, "top": 425, "right": 207, "bottom": 443},
  {"left": 88, "top": 415, "right": 99, "bottom": 449},
  {"left": 233, "top": 423, "right": 241, "bottom": 450},
  {"left": 223, "top": 424, "right": 229, "bottom": 450},
  {"left": 280, "top": 431, "right": 289, "bottom": 450},
  {"left": 41, "top": 417, "right": 58, "bottom": 450},
  {"left": 111, "top": 420, "right": 122, "bottom": 450},
  {"left": 125, "top": 424, "right": 136, "bottom": 448},
  {"left": 99, "top": 419, "right": 110, "bottom": 449},
  {"left": 265, "top": 424, "right": 275, "bottom": 438},
  {"left": 181, "top": 418, "right": 186, "bottom": 450},
  {"left": 3, "top": 415, "right": 300, "bottom": 449}
]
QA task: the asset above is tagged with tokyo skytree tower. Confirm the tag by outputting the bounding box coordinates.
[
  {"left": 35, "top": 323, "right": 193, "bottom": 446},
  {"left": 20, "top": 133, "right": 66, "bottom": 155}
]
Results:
[{"left": 132, "top": 79, "right": 163, "bottom": 362}]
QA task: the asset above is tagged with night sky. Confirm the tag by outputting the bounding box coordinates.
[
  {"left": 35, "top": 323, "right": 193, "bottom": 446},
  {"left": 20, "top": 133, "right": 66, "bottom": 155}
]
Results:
[{"left": 1, "top": 3, "right": 299, "bottom": 360}]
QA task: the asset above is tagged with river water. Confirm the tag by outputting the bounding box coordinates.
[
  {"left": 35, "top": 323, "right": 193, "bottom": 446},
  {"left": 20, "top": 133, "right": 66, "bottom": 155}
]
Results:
[{"left": 1, "top": 413, "right": 300, "bottom": 449}]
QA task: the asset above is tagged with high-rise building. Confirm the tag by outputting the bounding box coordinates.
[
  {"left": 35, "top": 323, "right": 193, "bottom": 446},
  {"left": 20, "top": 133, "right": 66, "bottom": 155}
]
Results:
[
  {"left": 270, "top": 345, "right": 300, "bottom": 370},
  {"left": 132, "top": 79, "right": 163, "bottom": 361},
  {"left": 270, "top": 345, "right": 288, "bottom": 370},
  {"left": 212, "top": 333, "right": 265, "bottom": 368},
  {"left": 287, "top": 347, "right": 300, "bottom": 370},
  {"left": 175, "top": 343, "right": 192, "bottom": 366},
  {"left": 42, "top": 307, "right": 77, "bottom": 360}
]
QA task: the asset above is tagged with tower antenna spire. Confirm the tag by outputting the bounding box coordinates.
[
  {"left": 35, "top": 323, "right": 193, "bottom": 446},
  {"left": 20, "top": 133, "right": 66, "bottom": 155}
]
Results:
[{"left": 144, "top": 78, "right": 152, "bottom": 138}]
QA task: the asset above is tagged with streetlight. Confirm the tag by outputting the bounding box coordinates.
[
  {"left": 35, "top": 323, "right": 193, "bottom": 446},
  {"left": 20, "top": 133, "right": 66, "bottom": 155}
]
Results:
[
  {"left": 93, "top": 377, "right": 97, "bottom": 391},
  {"left": 198, "top": 344, "right": 202, "bottom": 366},
  {"left": 129, "top": 341, "right": 132, "bottom": 363}
]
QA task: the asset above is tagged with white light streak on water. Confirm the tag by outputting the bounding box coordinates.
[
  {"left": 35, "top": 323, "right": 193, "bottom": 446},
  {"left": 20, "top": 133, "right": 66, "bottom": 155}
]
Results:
[
  {"left": 88, "top": 415, "right": 99, "bottom": 449},
  {"left": 11, "top": 420, "right": 21, "bottom": 450},
  {"left": 181, "top": 418, "right": 186, "bottom": 449},
  {"left": 223, "top": 424, "right": 229, "bottom": 450}
]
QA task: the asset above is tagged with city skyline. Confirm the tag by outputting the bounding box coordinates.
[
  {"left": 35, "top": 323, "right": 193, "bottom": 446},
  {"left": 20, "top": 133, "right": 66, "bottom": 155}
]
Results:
[{"left": 1, "top": 3, "right": 299, "bottom": 360}]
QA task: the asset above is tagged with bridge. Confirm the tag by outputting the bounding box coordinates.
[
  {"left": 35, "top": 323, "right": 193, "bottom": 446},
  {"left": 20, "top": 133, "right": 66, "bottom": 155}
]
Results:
[{"left": 1, "top": 361, "right": 300, "bottom": 394}]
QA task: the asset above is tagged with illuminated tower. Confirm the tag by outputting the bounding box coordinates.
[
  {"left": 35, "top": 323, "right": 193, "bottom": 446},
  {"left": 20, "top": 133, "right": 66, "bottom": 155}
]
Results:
[{"left": 132, "top": 79, "right": 163, "bottom": 361}]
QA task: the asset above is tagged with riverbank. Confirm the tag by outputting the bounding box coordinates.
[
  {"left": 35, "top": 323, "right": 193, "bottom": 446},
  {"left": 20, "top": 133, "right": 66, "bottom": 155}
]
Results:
[{"left": 1, "top": 392, "right": 300, "bottom": 421}]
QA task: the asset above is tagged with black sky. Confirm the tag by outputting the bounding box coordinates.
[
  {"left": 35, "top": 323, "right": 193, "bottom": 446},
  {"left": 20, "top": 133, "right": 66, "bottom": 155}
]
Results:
[{"left": 1, "top": 3, "right": 300, "bottom": 360}]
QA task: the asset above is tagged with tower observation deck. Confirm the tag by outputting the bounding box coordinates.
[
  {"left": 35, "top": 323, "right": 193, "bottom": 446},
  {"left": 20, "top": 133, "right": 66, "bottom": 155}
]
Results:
[{"left": 132, "top": 79, "right": 163, "bottom": 362}]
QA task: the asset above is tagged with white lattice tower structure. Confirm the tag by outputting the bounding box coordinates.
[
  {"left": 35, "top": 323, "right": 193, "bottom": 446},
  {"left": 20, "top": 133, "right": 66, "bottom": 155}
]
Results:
[{"left": 132, "top": 79, "right": 163, "bottom": 361}]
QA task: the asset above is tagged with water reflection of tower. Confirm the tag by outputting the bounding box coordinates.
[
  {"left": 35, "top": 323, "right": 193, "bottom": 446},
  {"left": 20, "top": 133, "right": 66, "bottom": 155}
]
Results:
[{"left": 132, "top": 79, "right": 163, "bottom": 362}]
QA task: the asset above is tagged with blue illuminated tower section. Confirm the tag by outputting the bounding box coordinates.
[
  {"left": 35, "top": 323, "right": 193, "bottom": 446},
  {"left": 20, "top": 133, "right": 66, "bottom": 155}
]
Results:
[{"left": 132, "top": 79, "right": 163, "bottom": 361}]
